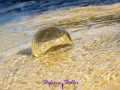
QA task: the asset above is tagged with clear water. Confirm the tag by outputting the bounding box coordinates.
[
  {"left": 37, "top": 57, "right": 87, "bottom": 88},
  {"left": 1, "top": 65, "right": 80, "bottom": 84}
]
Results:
[{"left": 0, "top": 2, "right": 120, "bottom": 90}]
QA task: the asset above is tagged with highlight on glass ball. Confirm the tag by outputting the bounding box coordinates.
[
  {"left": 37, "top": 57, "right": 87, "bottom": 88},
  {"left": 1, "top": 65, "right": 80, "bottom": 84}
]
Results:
[{"left": 32, "top": 26, "right": 73, "bottom": 57}]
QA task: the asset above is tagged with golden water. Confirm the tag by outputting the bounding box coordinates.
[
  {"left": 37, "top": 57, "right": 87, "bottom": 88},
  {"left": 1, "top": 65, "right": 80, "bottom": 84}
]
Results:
[{"left": 0, "top": 3, "right": 120, "bottom": 90}]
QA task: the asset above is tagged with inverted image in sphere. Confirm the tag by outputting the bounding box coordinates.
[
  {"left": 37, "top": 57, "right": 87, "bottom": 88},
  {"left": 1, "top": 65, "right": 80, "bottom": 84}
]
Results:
[{"left": 32, "top": 26, "right": 73, "bottom": 57}]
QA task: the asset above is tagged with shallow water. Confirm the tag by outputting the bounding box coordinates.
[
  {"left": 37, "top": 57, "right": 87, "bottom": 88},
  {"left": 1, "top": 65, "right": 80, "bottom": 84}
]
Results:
[{"left": 0, "top": 3, "right": 120, "bottom": 90}]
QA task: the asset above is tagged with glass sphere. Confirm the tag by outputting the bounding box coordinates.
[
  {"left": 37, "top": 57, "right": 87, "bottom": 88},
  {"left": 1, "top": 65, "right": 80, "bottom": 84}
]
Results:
[{"left": 32, "top": 26, "right": 73, "bottom": 57}]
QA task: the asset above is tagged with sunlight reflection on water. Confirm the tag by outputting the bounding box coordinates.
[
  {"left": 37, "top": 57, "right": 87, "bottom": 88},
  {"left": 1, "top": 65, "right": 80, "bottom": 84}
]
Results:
[{"left": 0, "top": 3, "right": 120, "bottom": 90}]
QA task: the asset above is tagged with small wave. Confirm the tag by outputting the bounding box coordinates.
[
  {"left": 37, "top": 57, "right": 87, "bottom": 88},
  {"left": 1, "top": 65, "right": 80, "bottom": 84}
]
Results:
[{"left": 0, "top": 0, "right": 120, "bottom": 14}]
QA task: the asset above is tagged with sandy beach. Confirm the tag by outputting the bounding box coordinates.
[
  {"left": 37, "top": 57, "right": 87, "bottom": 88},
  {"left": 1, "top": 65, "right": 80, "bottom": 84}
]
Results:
[{"left": 0, "top": 2, "right": 120, "bottom": 90}]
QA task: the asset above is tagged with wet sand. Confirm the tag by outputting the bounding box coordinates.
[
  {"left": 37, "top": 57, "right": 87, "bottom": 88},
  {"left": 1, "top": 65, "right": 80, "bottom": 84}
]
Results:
[{"left": 0, "top": 3, "right": 120, "bottom": 90}]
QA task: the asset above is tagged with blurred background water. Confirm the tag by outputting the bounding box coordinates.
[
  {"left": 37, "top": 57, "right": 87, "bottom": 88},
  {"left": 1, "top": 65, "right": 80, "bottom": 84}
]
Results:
[{"left": 0, "top": 0, "right": 120, "bottom": 13}]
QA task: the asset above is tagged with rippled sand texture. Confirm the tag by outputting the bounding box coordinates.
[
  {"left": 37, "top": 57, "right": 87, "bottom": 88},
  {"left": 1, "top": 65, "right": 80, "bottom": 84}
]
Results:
[{"left": 0, "top": 3, "right": 120, "bottom": 90}]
